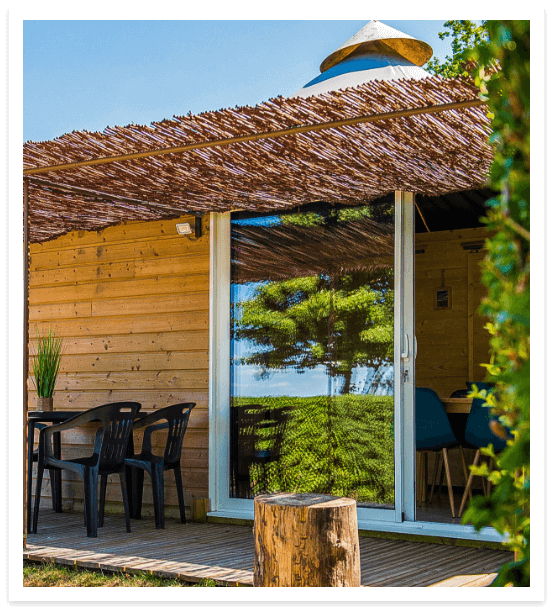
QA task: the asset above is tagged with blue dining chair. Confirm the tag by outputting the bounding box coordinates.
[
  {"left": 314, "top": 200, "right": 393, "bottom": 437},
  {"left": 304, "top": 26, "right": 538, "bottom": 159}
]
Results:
[
  {"left": 416, "top": 387, "right": 459, "bottom": 517},
  {"left": 457, "top": 382, "right": 510, "bottom": 517}
]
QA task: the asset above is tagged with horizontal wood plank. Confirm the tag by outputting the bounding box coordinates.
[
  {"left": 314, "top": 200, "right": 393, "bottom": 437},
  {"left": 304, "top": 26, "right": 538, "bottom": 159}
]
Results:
[
  {"left": 30, "top": 311, "right": 208, "bottom": 339},
  {"left": 29, "top": 331, "right": 208, "bottom": 356},
  {"left": 29, "top": 292, "right": 208, "bottom": 321},
  {"left": 53, "top": 351, "right": 208, "bottom": 373},
  {"left": 54, "top": 371, "right": 208, "bottom": 391},
  {"left": 29, "top": 274, "right": 209, "bottom": 305},
  {"left": 30, "top": 254, "right": 210, "bottom": 287},
  {"left": 29, "top": 390, "right": 208, "bottom": 410}
]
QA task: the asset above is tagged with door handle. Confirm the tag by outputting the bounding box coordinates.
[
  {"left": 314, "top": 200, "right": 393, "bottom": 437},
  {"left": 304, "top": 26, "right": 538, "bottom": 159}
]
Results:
[{"left": 401, "top": 334, "right": 410, "bottom": 359}]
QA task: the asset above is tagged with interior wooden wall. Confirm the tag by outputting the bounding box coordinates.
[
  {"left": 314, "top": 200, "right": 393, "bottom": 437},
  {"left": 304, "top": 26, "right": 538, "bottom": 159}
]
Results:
[
  {"left": 29, "top": 215, "right": 210, "bottom": 518},
  {"left": 415, "top": 226, "right": 493, "bottom": 489},
  {"left": 415, "top": 226, "right": 493, "bottom": 398}
]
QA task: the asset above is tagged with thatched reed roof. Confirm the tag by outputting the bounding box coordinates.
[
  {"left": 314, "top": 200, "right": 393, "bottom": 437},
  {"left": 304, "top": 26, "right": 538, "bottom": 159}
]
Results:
[{"left": 23, "top": 76, "right": 493, "bottom": 244}]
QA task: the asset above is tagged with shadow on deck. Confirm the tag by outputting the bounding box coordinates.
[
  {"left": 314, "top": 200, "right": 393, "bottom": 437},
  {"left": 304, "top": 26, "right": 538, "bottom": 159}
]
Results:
[{"left": 24, "top": 509, "right": 512, "bottom": 587}]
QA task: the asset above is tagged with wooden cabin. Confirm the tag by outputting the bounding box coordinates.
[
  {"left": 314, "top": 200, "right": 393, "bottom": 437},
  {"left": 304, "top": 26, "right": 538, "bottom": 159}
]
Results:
[{"left": 24, "top": 21, "right": 503, "bottom": 544}]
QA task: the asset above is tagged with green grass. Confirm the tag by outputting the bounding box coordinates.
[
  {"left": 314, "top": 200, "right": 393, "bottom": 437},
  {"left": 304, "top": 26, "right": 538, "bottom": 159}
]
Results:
[{"left": 23, "top": 561, "right": 219, "bottom": 587}]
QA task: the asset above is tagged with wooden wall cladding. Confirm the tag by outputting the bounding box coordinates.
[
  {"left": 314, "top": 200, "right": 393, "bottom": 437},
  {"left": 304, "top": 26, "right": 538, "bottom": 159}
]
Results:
[
  {"left": 415, "top": 227, "right": 493, "bottom": 398},
  {"left": 415, "top": 227, "right": 492, "bottom": 488},
  {"left": 29, "top": 216, "right": 210, "bottom": 518}
]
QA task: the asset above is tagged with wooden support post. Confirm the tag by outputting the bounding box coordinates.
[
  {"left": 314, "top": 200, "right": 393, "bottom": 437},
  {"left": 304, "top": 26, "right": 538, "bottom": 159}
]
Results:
[
  {"left": 253, "top": 493, "right": 360, "bottom": 587},
  {"left": 190, "top": 497, "right": 210, "bottom": 523},
  {"left": 23, "top": 180, "right": 30, "bottom": 549}
]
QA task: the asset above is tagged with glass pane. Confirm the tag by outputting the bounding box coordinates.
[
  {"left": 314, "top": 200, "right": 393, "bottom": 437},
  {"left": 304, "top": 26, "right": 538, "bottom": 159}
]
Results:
[{"left": 229, "top": 201, "right": 395, "bottom": 508}]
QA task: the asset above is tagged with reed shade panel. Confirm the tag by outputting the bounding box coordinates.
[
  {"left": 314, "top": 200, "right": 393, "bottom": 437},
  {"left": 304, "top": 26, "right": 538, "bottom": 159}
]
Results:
[
  {"left": 232, "top": 217, "right": 394, "bottom": 283},
  {"left": 23, "top": 77, "right": 493, "bottom": 244}
]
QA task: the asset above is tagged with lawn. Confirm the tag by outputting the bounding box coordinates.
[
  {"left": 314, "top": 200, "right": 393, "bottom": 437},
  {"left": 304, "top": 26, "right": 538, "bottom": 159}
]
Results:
[{"left": 23, "top": 561, "right": 219, "bottom": 587}]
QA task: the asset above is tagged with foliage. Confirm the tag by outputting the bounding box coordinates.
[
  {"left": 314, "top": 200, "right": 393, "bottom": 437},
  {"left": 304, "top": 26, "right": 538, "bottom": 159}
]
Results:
[
  {"left": 463, "top": 20, "right": 530, "bottom": 588},
  {"left": 435, "top": 21, "right": 530, "bottom": 587},
  {"left": 233, "top": 270, "right": 394, "bottom": 395},
  {"left": 280, "top": 203, "right": 394, "bottom": 227},
  {"left": 425, "top": 20, "right": 489, "bottom": 78},
  {"left": 234, "top": 395, "right": 395, "bottom": 505},
  {"left": 32, "top": 328, "right": 63, "bottom": 398}
]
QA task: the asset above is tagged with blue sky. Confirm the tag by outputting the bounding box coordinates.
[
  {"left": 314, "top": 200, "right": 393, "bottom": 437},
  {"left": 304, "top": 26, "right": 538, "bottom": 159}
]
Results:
[{"left": 24, "top": 20, "right": 458, "bottom": 143}]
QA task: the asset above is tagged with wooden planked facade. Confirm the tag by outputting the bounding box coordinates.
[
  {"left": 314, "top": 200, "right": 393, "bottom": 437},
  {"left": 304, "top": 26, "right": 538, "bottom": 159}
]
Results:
[{"left": 28, "top": 215, "right": 211, "bottom": 516}]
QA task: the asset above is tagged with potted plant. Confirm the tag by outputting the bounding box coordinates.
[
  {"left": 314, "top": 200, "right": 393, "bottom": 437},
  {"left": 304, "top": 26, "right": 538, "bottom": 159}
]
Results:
[{"left": 32, "top": 328, "right": 62, "bottom": 411}]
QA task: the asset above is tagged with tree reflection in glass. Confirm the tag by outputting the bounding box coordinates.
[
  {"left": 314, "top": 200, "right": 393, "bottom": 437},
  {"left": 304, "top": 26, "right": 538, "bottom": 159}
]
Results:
[{"left": 230, "top": 201, "right": 395, "bottom": 507}]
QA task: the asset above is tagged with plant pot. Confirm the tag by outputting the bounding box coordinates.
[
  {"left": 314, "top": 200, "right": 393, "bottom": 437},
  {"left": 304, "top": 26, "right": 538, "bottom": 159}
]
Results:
[{"left": 36, "top": 397, "right": 53, "bottom": 412}]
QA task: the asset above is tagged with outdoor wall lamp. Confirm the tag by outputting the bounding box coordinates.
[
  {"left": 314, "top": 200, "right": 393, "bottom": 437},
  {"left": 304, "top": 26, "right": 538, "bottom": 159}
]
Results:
[{"left": 176, "top": 216, "right": 202, "bottom": 240}]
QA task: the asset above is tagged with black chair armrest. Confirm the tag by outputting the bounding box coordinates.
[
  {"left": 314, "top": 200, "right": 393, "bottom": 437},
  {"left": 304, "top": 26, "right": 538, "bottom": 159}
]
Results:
[
  {"left": 37, "top": 412, "right": 102, "bottom": 460},
  {"left": 142, "top": 422, "right": 169, "bottom": 455},
  {"left": 37, "top": 412, "right": 97, "bottom": 438}
]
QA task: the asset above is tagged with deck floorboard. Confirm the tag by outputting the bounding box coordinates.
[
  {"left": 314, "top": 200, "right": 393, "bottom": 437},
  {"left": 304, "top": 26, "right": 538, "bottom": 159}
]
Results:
[{"left": 24, "top": 509, "right": 512, "bottom": 587}]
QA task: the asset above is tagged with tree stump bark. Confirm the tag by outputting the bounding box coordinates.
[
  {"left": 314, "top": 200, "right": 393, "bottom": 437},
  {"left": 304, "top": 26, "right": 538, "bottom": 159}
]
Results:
[{"left": 253, "top": 492, "right": 360, "bottom": 587}]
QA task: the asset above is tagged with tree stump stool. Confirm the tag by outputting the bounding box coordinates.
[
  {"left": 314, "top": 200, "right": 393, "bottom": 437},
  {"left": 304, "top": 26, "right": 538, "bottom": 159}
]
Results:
[{"left": 253, "top": 492, "right": 361, "bottom": 587}]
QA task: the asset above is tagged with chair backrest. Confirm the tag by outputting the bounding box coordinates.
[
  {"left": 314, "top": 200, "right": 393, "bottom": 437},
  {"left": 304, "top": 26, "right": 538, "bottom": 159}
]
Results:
[
  {"left": 256, "top": 406, "right": 292, "bottom": 458},
  {"left": 138, "top": 403, "right": 195, "bottom": 465},
  {"left": 96, "top": 402, "right": 141, "bottom": 471},
  {"left": 415, "top": 387, "right": 458, "bottom": 451},
  {"left": 464, "top": 383, "right": 508, "bottom": 452},
  {"left": 162, "top": 404, "right": 194, "bottom": 464},
  {"left": 231, "top": 404, "right": 266, "bottom": 472}
]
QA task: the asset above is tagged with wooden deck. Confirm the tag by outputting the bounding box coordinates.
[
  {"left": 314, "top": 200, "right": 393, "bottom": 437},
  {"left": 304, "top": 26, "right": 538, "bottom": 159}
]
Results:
[{"left": 24, "top": 509, "right": 512, "bottom": 587}]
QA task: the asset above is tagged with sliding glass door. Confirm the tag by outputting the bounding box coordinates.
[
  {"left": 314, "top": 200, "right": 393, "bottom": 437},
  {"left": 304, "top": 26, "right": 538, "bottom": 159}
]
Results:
[{"left": 215, "top": 193, "right": 414, "bottom": 522}]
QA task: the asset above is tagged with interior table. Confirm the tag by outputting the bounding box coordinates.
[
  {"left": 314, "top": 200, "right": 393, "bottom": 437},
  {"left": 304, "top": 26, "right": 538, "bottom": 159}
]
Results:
[
  {"left": 26, "top": 410, "right": 147, "bottom": 533},
  {"left": 439, "top": 397, "right": 473, "bottom": 414}
]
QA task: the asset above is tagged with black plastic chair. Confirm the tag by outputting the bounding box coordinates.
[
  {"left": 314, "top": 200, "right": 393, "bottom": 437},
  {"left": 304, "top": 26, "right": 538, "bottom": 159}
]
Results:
[
  {"left": 122, "top": 403, "right": 194, "bottom": 529},
  {"left": 253, "top": 406, "right": 292, "bottom": 493},
  {"left": 230, "top": 404, "right": 265, "bottom": 499},
  {"left": 31, "top": 423, "right": 60, "bottom": 512},
  {"left": 32, "top": 402, "right": 141, "bottom": 537},
  {"left": 229, "top": 404, "right": 291, "bottom": 498}
]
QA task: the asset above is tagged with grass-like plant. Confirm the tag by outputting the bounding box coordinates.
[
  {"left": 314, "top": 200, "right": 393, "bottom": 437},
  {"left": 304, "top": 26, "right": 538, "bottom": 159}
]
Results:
[
  {"left": 32, "top": 328, "right": 62, "bottom": 398},
  {"left": 24, "top": 561, "right": 220, "bottom": 587}
]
